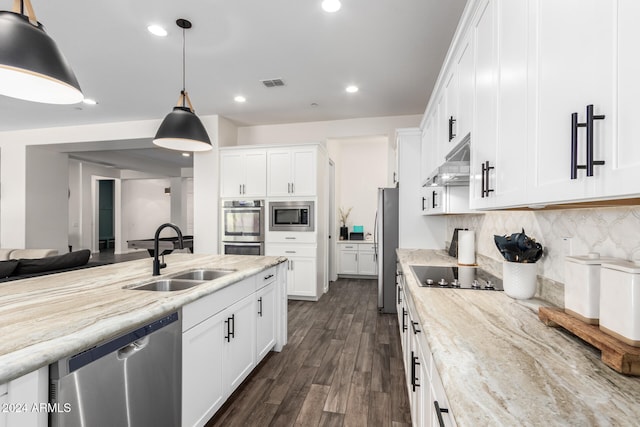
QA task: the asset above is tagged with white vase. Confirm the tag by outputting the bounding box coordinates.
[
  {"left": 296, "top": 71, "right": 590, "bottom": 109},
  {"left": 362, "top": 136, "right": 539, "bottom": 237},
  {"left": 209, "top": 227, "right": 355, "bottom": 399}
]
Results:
[{"left": 503, "top": 261, "right": 538, "bottom": 299}]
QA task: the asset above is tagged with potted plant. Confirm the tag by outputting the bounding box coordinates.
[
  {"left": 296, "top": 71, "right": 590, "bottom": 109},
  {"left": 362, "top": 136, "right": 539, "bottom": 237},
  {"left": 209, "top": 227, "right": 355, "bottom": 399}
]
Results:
[
  {"left": 338, "top": 207, "right": 352, "bottom": 240},
  {"left": 494, "top": 229, "right": 544, "bottom": 299}
]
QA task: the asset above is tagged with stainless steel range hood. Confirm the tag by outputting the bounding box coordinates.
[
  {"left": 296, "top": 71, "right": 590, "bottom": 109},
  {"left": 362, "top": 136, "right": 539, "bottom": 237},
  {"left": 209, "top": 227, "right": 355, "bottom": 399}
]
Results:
[{"left": 423, "top": 134, "right": 470, "bottom": 187}]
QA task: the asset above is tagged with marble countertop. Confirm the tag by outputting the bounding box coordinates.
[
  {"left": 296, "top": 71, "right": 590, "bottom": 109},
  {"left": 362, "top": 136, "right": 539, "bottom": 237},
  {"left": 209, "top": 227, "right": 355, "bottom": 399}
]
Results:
[
  {"left": 0, "top": 254, "right": 285, "bottom": 384},
  {"left": 397, "top": 249, "right": 640, "bottom": 426}
]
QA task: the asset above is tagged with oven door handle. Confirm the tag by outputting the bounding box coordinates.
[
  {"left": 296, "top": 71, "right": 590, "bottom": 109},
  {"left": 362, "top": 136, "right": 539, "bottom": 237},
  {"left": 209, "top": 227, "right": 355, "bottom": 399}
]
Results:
[{"left": 222, "top": 242, "right": 263, "bottom": 247}]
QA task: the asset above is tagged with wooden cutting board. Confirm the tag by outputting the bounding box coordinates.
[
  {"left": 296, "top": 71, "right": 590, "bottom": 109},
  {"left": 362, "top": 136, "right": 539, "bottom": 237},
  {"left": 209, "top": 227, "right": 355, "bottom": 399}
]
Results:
[{"left": 538, "top": 306, "right": 640, "bottom": 376}]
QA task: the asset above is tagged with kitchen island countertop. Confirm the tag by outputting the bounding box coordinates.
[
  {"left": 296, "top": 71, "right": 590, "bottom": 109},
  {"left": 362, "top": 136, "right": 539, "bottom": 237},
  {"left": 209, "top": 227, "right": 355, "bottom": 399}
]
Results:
[
  {"left": 397, "top": 248, "right": 640, "bottom": 426},
  {"left": 0, "top": 254, "right": 285, "bottom": 384}
]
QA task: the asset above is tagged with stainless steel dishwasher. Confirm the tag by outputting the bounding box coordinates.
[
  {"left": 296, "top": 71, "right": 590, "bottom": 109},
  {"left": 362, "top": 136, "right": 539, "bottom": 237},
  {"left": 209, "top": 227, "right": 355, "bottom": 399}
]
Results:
[{"left": 49, "top": 312, "right": 181, "bottom": 427}]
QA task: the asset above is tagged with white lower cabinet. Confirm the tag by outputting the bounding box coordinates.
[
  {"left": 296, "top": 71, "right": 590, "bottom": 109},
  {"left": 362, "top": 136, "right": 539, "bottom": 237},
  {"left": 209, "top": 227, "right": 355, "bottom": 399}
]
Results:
[
  {"left": 0, "top": 368, "right": 48, "bottom": 427},
  {"left": 182, "top": 267, "right": 286, "bottom": 427},
  {"left": 266, "top": 244, "right": 318, "bottom": 300},
  {"left": 182, "top": 310, "right": 226, "bottom": 427},
  {"left": 337, "top": 242, "right": 377, "bottom": 276},
  {"left": 256, "top": 280, "right": 277, "bottom": 361},
  {"left": 224, "top": 295, "right": 257, "bottom": 391},
  {"left": 398, "top": 268, "right": 456, "bottom": 427}
]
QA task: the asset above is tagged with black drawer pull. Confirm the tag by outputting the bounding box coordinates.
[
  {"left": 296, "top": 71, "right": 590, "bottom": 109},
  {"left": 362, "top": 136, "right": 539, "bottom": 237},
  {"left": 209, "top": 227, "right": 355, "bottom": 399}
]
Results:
[{"left": 434, "top": 400, "right": 449, "bottom": 427}]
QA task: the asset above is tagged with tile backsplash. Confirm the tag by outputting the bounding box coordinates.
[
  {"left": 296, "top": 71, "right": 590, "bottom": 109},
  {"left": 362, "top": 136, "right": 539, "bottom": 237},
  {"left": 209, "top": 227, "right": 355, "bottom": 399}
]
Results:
[{"left": 447, "top": 206, "right": 640, "bottom": 286}]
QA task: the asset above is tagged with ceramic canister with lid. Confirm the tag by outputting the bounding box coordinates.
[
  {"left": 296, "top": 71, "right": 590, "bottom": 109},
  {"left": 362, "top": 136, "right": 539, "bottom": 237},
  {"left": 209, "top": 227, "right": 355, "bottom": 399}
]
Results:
[
  {"left": 564, "top": 253, "right": 618, "bottom": 324},
  {"left": 599, "top": 259, "right": 640, "bottom": 347}
]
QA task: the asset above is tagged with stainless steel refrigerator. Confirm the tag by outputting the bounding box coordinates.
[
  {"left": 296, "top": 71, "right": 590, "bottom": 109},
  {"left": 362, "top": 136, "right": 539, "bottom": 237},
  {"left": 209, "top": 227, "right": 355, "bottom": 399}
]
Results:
[{"left": 375, "top": 186, "right": 399, "bottom": 314}]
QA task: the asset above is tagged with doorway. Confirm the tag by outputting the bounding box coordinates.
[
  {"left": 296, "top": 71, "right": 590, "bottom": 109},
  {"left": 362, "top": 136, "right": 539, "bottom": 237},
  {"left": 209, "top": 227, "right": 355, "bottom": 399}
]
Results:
[{"left": 98, "top": 179, "right": 115, "bottom": 252}]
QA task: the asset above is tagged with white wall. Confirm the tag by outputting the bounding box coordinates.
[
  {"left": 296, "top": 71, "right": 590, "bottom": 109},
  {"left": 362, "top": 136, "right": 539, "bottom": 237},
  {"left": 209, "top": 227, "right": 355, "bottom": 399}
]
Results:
[
  {"left": 327, "top": 136, "right": 389, "bottom": 236},
  {"left": 237, "top": 115, "right": 421, "bottom": 146},
  {"left": 25, "top": 147, "right": 69, "bottom": 253},
  {"left": 122, "top": 179, "right": 172, "bottom": 242}
]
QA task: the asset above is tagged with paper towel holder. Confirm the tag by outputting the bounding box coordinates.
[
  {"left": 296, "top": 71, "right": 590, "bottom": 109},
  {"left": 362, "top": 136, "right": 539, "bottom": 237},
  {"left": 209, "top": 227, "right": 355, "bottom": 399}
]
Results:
[{"left": 448, "top": 228, "right": 467, "bottom": 257}]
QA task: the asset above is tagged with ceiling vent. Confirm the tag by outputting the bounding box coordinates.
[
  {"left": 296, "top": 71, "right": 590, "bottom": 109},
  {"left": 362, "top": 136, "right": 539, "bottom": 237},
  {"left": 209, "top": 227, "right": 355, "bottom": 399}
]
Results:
[{"left": 261, "top": 78, "right": 285, "bottom": 88}]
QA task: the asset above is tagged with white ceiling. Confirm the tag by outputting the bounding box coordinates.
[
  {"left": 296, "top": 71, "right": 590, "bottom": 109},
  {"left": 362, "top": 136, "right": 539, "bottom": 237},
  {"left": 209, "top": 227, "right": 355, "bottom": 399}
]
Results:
[{"left": 1, "top": 0, "right": 467, "bottom": 174}]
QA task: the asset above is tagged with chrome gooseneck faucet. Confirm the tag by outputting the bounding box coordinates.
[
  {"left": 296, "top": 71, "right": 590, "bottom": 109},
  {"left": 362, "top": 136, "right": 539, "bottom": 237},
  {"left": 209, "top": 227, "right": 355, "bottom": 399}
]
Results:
[{"left": 152, "top": 223, "right": 184, "bottom": 276}]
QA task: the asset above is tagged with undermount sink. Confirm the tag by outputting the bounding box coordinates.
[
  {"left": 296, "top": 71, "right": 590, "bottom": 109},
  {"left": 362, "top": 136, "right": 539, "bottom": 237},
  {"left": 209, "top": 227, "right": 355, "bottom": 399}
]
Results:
[
  {"left": 126, "top": 269, "right": 236, "bottom": 292},
  {"left": 130, "top": 279, "right": 205, "bottom": 292},
  {"left": 170, "top": 269, "right": 235, "bottom": 281}
]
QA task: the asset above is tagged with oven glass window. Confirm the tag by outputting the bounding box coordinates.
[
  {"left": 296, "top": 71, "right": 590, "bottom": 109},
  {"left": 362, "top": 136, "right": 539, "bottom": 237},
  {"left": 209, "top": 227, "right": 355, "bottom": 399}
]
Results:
[
  {"left": 274, "top": 208, "right": 301, "bottom": 225},
  {"left": 225, "top": 210, "right": 261, "bottom": 236}
]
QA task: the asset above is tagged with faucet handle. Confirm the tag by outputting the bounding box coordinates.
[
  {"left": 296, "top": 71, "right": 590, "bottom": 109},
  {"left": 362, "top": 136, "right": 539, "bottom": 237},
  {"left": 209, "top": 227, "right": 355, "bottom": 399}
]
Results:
[{"left": 160, "top": 254, "right": 167, "bottom": 269}]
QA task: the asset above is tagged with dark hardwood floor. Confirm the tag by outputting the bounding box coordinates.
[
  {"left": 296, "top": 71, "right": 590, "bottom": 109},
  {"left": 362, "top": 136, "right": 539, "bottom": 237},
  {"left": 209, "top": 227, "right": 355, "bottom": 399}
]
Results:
[{"left": 206, "top": 278, "right": 412, "bottom": 427}]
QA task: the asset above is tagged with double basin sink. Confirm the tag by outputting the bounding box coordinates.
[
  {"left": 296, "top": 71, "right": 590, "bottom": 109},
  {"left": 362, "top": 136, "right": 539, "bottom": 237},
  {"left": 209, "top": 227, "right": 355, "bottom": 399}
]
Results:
[{"left": 126, "top": 269, "right": 235, "bottom": 292}]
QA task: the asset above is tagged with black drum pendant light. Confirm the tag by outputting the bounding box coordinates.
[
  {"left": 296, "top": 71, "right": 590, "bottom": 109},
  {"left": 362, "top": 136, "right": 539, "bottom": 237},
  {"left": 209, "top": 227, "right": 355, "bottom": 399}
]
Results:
[
  {"left": 0, "top": 0, "right": 83, "bottom": 104},
  {"left": 153, "top": 18, "right": 212, "bottom": 152}
]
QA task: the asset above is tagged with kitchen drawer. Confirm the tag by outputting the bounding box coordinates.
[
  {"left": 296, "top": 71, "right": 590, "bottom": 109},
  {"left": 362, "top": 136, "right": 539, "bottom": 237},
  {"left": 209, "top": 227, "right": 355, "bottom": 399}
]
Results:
[
  {"left": 266, "top": 231, "right": 316, "bottom": 244},
  {"left": 265, "top": 244, "right": 317, "bottom": 258},
  {"left": 358, "top": 243, "right": 376, "bottom": 252},
  {"left": 182, "top": 276, "right": 256, "bottom": 332},
  {"left": 257, "top": 267, "right": 276, "bottom": 290}
]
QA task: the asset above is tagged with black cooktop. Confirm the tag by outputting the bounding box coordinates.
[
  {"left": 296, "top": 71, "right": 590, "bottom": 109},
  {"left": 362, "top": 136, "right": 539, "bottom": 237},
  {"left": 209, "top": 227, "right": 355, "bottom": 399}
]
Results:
[{"left": 410, "top": 265, "right": 503, "bottom": 291}]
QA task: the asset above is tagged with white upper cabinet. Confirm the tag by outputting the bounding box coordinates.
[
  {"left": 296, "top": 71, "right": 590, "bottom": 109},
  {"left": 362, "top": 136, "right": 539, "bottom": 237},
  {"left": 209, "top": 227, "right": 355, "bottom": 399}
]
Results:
[
  {"left": 469, "top": 0, "right": 498, "bottom": 210},
  {"left": 220, "top": 149, "right": 267, "bottom": 198},
  {"left": 423, "top": 0, "right": 640, "bottom": 209},
  {"left": 604, "top": 0, "right": 640, "bottom": 197},
  {"left": 443, "top": 70, "right": 459, "bottom": 154},
  {"left": 456, "top": 35, "right": 474, "bottom": 142},
  {"left": 267, "top": 147, "right": 317, "bottom": 197},
  {"left": 493, "top": 0, "right": 529, "bottom": 207},
  {"left": 526, "top": 0, "right": 614, "bottom": 205}
]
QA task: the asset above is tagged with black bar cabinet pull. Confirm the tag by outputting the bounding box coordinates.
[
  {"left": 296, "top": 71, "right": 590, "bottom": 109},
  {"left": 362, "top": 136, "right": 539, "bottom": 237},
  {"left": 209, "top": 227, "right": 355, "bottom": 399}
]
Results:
[
  {"left": 585, "top": 104, "right": 606, "bottom": 176},
  {"left": 402, "top": 307, "right": 407, "bottom": 332},
  {"left": 224, "top": 318, "right": 231, "bottom": 342},
  {"left": 397, "top": 284, "right": 402, "bottom": 304},
  {"left": 258, "top": 297, "right": 263, "bottom": 317},
  {"left": 448, "top": 116, "right": 456, "bottom": 141},
  {"left": 421, "top": 196, "right": 426, "bottom": 211},
  {"left": 432, "top": 190, "right": 437, "bottom": 208},
  {"left": 411, "top": 352, "right": 420, "bottom": 392},
  {"left": 571, "top": 112, "right": 579, "bottom": 179},
  {"left": 571, "top": 105, "right": 605, "bottom": 179},
  {"left": 230, "top": 314, "right": 235, "bottom": 340},
  {"left": 434, "top": 401, "right": 449, "bottom": 427},
  {"left": 481, "top": 161, "right": 494, "bottom": 197},
  {"left": 411, "top": 320, "right": 421, "bottom": 334}
]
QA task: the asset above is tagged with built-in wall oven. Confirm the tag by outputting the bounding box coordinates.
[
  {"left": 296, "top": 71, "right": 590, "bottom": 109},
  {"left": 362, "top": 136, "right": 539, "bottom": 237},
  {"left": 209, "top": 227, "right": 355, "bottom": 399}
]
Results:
[
  {"left": 221, "top": 200, "right": 265, "bottom": 255},
  {"left": 269, "top": 201, "right": 315, "bottom": 232}
]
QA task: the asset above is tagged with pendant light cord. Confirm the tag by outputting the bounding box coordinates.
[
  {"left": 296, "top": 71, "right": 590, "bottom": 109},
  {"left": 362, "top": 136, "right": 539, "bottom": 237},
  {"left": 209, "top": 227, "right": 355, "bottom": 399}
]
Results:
[{"left": 182, "top": 25, "right": 186, "bottom": 108}]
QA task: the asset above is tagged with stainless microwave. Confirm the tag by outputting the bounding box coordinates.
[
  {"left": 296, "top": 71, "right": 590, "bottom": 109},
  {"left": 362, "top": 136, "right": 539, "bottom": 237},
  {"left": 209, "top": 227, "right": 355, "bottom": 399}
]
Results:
[{"left": 269, "top": 201, "right": 315, "bottom": 232}]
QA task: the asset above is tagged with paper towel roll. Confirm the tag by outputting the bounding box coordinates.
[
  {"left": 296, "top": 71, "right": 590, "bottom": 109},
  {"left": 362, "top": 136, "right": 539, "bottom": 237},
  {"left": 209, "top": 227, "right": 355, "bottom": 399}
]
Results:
[{"left": 458, "top": 230, "right": 476, "bottom": 265}]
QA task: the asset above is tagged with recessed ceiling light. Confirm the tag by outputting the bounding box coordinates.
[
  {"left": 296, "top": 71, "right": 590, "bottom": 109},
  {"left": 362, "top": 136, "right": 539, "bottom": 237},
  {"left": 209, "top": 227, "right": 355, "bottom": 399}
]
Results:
[
  {"left": 322, "top": 0, "right": 341, "bottom": 12},
  {"left": 346, "top": 85, "right": 359, "bottom": 93},
  {"left": 182, "top": 152, "right": 191, "bottom": 157},
  {"left": 234, "top": 95, "right": 246, "bottom": 103},
  {"left": 82, "top": 98, "right": 97, "bottom": 105},
  {"left": 147, "top": 25, "right": 168, "bottom": 37}
]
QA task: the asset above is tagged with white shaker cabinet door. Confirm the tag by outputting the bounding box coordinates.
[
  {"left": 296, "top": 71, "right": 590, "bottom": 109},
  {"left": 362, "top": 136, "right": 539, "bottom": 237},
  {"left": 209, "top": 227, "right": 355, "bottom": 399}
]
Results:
[
  {"left": 224, "top": 294, "right": 257, "bottom": 392},
  {"left": 256, "top": 281, "right": 277, "bottom": 361},
  {"left": 526, "top": 0, "right": 613, "bottom": 204},
  {"left": 219, "top": 152, "right": 244, "bottom": 198},
  {"left": 290, "top": 148, "right": 316, "bottom": 196},
  {"left": 469, "top": 0, "right": 498, "bottom": 209},
  {"left": 267, "top": 150, "right": 292, "bottom": 197},
  {"left": 606, "top": 0, "right": 640, "bottom": 197},
  {"left": 182, "top": 311, "right": 225, "bottom": 427},
  {"left": 242, "top": 150, "right": 267, "bottom": 197}
]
